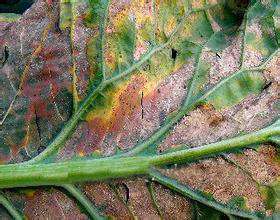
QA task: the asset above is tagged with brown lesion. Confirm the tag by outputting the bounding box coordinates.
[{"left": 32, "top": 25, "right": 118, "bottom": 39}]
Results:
[
  {"left": 24, "top": 187, "right": 87, "bottom": 219},
  {"left": 199, "top": 104, "right": 224, "bottom": 127},
  {"left": 160, "top": 157, "right": 266, "bottom": 212},
  {"left": 83, "top": 182, "right": 133, "bottom": 219}
]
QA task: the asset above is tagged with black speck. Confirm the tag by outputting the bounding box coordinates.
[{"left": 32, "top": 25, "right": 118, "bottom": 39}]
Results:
[
  {"left": 262, "top": 81, "right": 272, "bottom": 91},
  {"left": 171, "top": 48, "right": 178, "bottom": 61},
  {"left": 37, "top": 145, "right": 46, "bottom": 155}
]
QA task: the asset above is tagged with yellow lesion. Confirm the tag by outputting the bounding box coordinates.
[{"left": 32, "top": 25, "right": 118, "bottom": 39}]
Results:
[
  {"left": 191, "top": 0, "right": 206, "bottom": 9},
  {"left": 85, "top": 78, "right": 132, "bottom": 122},
  {"left": 181, "top": 13, "right": 204, "bottom": 40},
  {"left": 105, "top": 18, "right": 134, "bottom": 75},
  {"left": 70, "top": 65, "right": 81, "bottom": 104},
  {"left": 164, "top": 16, "right": 178, "bottom": 36},
  {"left": 86, "top": 65, "right": 176, "bottom": 125},
  {"left": 59, "top": 0, "right": 72, "bottom": 30},
  {"left": 78, "top": 150, "right": 85, "bottom": 157},
  {"left": 85, "top": 0, "right": 210, "bottom": 124},
  {"left": 61, "top": 0, "right": 81, "bottom": 111},
  {"left": 246, "top": 33, "right": 273, "bottom": 59},
  {"left": 23, "top": 189, "right": 36, "bottom": 198},
  {"left": 132, "top": 0, "right": 153, "bottom": 24}
]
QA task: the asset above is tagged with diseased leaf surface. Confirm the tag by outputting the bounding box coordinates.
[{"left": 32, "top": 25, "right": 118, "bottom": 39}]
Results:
[{"left": 0, "top": 0, "right": 279, "bottom": 219}]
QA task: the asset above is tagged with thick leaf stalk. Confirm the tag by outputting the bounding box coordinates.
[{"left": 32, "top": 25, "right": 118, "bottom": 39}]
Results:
[{"left": 0, "top": 121, "right": 278, "bottom": 188}]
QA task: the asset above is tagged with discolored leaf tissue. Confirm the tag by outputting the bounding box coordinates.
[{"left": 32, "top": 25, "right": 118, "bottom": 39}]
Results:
[{"left": 0, "top": 0, "right": 279, "bottom": 219}]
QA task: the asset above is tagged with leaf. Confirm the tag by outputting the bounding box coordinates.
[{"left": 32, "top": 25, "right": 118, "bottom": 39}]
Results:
[
  {"left": 184, "top": 49, "right": 210, "bottom": 106},
  {"left": 149, "top": 169, "right": 263, "bottom": 220},
  {"left": 206, "top": 31, "right": 230, "bottom": 52},
  {"left": 0, "top": 0, "right": 279, "bottom": 219},
  {"left": 86, "top": 0, "right": 111, "bottom": 86},
  {"left": 192, "top": 202, "right": 226, "bottom": 220},
  {"left": 0, "top": 13, "right": 21, "bottom": 22},
  {"left": 0, "top": 9, "right": 73, "bottom": 163},
  {"left": 260, "top": 179, "right": 280, "bottom": 212},
  {"left": 203, "top": 71, "right": 265, "bottom": 109},
  {"left": 245, "top": 0, "right": 279, "bottom": 62},
  {"left": 269, "top": 136, "right": 280, "bottom": 145},
  {"left": 109, "top": 17, "right": 136, "bottom": 76}
]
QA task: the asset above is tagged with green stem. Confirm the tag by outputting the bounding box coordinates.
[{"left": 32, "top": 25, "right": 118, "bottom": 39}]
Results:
[
  {"left": 150, "top": 124, "right": 279, "bottom": 166},
  {"left": 0, "top": 157, "right": 151, "bottom": 188},
  {"left": 100, "top": 0, "right": 111, "bottom": 80},
  {"left": 0, "top": 123, "right": 278, "bottom": 188},
  {"left": 0, "top": 192, "right": 23, "bottom": 220},
  {"left": 149, "top": 169, "right": 262, "bottom": 219},
  {"left": 239, "top": 5, "right": 249, "bottom": 69},
  {"left": 151, "top": 0, "right": 157, "bottom": 44},
  {"left": 62, "top": 184, "right": 106, "bottom": 220}
]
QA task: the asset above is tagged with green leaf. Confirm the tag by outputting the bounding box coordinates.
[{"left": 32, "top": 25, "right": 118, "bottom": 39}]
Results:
[
  {"left": 110, "top": 17, "right": 136, "bottom": 76},
  {"left": 174, "top": 40, "right": 201, "bottom": 62},
  {"left": 192, "top": 202, "right": 226, "bottom": 220},
  {"left": 206, "top": 31, "right": 230, "bottom": 52},
  {"left": 86, "top": 0, "right": 111, "bottom": 86},
  {"left": 260, "top": 179, "right": 280, "bottom": 211},
  {"left": 59, "top": 0, "right": 72, "bottom": 30},
  {"left": 246, "top": 0, "right": 279, "bottom": 60},
  {"left": 204, "top": 71, "right": 265, "bottom": 109},
  {"left": 273, "top": 6, "right": 280, "bottom": 43},
  {"left": 184, "top": 49, "right": 210, "bottom": 106},
  {"left": 208, "top": 1, "right": 242, "bottom": 30},
  {"left": 85, "top": 0, "right": 110, "bottom": 28},
  {"left": 227, "top": 197, "right": 247, "bottom": 210},
  {"left": 269, "top": 136, "right": 280, "bottom": 145}
]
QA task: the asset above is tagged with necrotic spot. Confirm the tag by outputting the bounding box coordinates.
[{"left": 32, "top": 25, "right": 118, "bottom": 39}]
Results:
[{"left": 171, "top": 48, "right": 178, "bottom": 61}]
